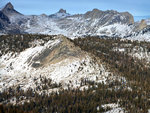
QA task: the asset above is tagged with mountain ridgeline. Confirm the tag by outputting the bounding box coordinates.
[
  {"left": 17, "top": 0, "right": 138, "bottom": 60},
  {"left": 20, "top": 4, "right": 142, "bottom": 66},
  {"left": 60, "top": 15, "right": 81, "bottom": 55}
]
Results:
[
  {"left": 0, "top": 2, "right": 149, "bottom": 41},
  {"left": 0, "top": 34, "right": 150, "bottom": 113},
  {"left": 0, "top": 2, "right": 150, "bottom": 113}
]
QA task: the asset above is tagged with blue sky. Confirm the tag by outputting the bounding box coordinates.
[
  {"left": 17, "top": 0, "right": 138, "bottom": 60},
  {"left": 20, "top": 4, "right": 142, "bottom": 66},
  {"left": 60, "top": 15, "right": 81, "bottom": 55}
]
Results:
[{"left": 0, "top": 0, "right": 150, "bottom": 16}]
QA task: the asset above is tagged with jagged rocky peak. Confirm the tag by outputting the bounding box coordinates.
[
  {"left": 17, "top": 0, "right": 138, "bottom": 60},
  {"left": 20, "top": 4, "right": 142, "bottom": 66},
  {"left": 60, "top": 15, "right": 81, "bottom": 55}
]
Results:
[
  {"left": 40, "top": 13, "right": 48, "bottom": 17},
  {"left": 3, "top": 2, "right": 14, "bottom": 10},
  {"left": 2, "top": 2, "right": 22, "bottom": 17},
  {"left": 49, "top": 8, "right": 70, "bottom": 18},
  {"left": 140, "top": 19, "right": 147, "bottom": 27},
  {"left": 135, "top": 19, "right": 147, "bottom": 31},
  {"left": 58, "top": 9, "right": 67, "bottom": 13}
]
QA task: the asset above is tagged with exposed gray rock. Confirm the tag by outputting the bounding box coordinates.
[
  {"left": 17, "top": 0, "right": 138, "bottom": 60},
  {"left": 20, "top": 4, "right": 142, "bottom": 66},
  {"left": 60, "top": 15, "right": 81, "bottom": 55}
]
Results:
[
  {"left": 0, "top": 11, "right": 10, "bottom": 30},
  {"left": 58, "top": 9, "right": 67, "bottom": 13},
  {"left": 0, "top": 2, "right": 149, "bottom": 41},
  {"left": 2, "top": 2, "right": 22, "bottom": 17}
]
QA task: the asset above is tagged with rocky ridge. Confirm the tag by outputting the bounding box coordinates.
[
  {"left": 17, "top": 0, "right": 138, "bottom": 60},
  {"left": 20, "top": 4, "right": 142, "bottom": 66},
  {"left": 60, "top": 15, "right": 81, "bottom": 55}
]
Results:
[
  {"left": 0, "top": 2, "right": 149, "bottom": 41},
  {"left": 0, "top": 34, "right": 122, "bottom": 93}
]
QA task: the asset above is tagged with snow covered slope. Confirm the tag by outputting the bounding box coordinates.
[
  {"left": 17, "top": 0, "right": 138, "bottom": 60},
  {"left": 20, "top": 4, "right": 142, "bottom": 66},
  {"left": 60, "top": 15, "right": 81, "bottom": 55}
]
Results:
[
  {"left": 146, "top": 18, "right": 150, "bottom": 25},
  {"left": 9, "top": 8, "right": 134, "bottom": 39},
  {"left": 127, "top": 26, "right": 150, "bottom": 41},
  {"left": 0, "top": 2, "right": 150, "bottom": 41},
  {"left": 0, "top": 35, "right": 122, "bottom": 93}
]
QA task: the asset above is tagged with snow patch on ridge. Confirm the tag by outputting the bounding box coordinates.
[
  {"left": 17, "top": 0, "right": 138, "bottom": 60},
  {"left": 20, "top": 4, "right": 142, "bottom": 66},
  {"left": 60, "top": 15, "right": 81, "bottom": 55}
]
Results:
[
  {"left": 97, "top": 23, "right": 133, "bottom": 37},
  {"left": 128, "top": 33, "right": 150, "bottom": 42}
]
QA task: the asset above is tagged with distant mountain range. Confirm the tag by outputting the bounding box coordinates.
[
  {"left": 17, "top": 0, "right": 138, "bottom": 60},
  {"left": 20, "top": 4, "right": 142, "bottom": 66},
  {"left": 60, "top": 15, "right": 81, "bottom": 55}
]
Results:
[
  {"left": 134, "top": 16, "right": 150, "bottom": 21},
  {"left": 0, "top": 2, "right": 150, "bottom": 41},
  {"left": 0, "top": 3, "right": 150, "bottom": 112}
]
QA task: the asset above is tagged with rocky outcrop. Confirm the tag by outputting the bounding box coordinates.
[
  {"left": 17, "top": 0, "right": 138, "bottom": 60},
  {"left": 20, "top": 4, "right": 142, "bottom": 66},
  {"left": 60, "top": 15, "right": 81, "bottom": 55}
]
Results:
[
  {"left": 49, "top": 9, "right": 70, "bottom": 18},
  {"left": 83, "top": 9, "right": 134, "bottom": 25},
  {"left": 0, "top": 34, "right": 117, "bottom": 91},
  {"left": 121, "top": 12, "right": 134, "bottom": 24},
  {"left": 0, "top": 11, "right": 10, "bottom": 30},
  {"left": 58, "top": 9, "right": 67, "bottom": 13},
  {"left": 0, "top": 2, "right": 149, "bottom": 41},
  {"left": 2, "top": 2, "right": 22, "bottom": 17},
  {"left": 0, "top": 11, "right": 10, "bottom": 23},
  {"left": 137, "top": 19, "right": 147, "bottom": 30},
  {"left": 0, "top": 2, "right": 22, "bottom": 34},
  {"left": 30, "top": 35, "right": 84, "bottom": 67}
]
